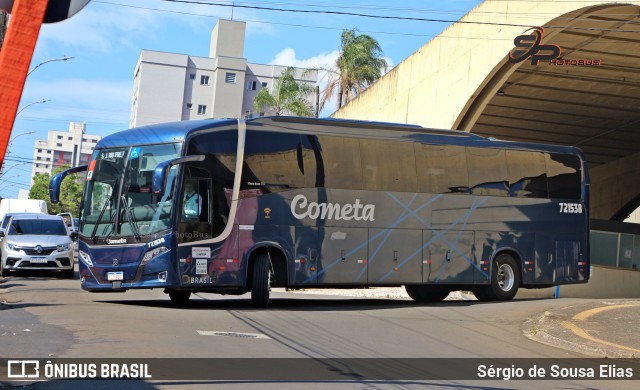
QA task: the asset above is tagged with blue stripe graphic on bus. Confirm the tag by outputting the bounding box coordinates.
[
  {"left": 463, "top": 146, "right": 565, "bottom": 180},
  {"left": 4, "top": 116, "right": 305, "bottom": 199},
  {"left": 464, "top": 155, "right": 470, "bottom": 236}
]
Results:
[
  {"left": 303, "top": 193, "right": 445, "bottom": 284},
  {"left": 375, "top": 195, "right": 489, "bottom": 283},
  {"left": 357, "top": 194, "right": 419, "bottom": 282}
]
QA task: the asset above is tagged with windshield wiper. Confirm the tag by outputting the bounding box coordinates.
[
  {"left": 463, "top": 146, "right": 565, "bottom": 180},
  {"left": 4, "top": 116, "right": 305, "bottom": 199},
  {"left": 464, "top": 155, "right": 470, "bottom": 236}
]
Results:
[
  {"left": 90, "top": 195, "right": 113, "bottom": 242},
  {"left": 121, "top": 195, "right": 141, "bottom": 242}
]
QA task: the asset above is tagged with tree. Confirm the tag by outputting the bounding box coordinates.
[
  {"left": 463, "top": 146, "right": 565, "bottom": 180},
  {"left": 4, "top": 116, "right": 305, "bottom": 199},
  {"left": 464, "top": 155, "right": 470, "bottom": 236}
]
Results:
[
  {"left": 253, "top": 66, "right": 314, "bottom": 117},
  {"left": 319, "top": 28, "right": 387, "bottom": 112},
  {"left": 29, "top": 166, "right": 83, "bottom": 216}
]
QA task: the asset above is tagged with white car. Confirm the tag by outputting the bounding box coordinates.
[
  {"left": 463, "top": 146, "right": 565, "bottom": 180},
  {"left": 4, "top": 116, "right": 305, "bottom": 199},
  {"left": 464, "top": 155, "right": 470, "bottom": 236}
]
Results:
[{"left": 0, "top": 214, "right": 76, "bottom": 278}]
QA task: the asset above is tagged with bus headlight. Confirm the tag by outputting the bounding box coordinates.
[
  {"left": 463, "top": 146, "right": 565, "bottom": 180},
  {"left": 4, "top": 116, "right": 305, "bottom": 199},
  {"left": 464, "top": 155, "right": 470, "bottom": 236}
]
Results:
[
  {"left": 78, "top": 250, "right": 93, "bottom": 267},
  {"left": 142, "top": 246, "right": 168, "bottom": 264}
]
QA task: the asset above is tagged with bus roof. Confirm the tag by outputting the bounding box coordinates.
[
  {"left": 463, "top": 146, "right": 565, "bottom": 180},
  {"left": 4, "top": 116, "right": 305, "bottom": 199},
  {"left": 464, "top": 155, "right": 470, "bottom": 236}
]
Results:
[{"left": 96, "top": 116, "right": 584, "bottom": 157}]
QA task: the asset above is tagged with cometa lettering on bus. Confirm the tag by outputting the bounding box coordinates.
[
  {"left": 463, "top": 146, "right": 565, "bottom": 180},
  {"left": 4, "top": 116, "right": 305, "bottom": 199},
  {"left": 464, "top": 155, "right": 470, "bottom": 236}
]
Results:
[{"left": 290, "top": 194, "right": 375, "bottom": 221}]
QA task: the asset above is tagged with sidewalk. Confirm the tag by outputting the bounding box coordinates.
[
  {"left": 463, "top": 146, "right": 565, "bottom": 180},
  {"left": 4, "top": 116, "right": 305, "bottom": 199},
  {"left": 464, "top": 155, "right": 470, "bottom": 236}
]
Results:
[{"left": 523, "top": 299, "right": 640, "bottom": 358}]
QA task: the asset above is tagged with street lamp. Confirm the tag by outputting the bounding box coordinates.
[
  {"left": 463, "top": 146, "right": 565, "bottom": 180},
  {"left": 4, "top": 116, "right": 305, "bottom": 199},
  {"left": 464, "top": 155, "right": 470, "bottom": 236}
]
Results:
[
  {"left": 27, "top": 55, "right": 74, "bottom": 77},
  {"left": 16, "top": 98, "right": 50, "bottom": 116}
]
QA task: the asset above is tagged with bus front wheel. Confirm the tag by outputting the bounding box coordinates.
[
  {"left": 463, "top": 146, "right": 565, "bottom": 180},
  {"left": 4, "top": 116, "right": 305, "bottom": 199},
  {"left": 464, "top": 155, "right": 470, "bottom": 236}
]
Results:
[
  {"left": 405, "top": 285, "right": 450, "bottom": 302},
  {"left": 251, "top": 253, "right": 272, "bottom": 308}
]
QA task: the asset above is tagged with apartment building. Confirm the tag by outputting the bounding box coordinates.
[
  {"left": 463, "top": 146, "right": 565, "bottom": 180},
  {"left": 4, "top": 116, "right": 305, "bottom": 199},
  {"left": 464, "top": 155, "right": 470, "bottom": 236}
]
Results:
[
  {"left": 31, "top": 122, "right": 101, "bottom": 182},
  {"left": 130, "top": 19, "right": 317, "bottom": 127}
]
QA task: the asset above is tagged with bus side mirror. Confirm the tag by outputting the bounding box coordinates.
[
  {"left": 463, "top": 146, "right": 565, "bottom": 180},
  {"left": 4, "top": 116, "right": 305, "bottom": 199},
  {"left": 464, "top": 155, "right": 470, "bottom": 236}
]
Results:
[
  {"left": 152, "top": 155, "right": 205, "bottom": 196},
  {"left": 49, "top": 165, "right": 88, "bottom": 203}
]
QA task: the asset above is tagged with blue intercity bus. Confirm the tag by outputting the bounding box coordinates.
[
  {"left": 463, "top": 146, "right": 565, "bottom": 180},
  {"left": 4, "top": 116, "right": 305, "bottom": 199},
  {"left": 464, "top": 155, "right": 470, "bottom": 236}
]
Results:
[{"left": 50, "top": 116, "right": 589, "bottom": 308}]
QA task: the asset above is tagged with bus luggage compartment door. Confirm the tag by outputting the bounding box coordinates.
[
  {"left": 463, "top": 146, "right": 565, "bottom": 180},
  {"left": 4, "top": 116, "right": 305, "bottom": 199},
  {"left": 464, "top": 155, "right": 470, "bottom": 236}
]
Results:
[
  {"left": 368, "top": 228, "right": 422, "bottom": 284},
  {"left": 423, "top": 230, "right": 475, "bottom": 284},
  {"left": 317, "top": 227, "right": 369, "bottom": 285}
]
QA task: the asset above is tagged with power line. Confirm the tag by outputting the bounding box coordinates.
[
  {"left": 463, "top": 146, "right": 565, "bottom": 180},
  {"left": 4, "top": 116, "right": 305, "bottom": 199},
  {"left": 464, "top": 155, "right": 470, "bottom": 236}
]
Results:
[
  {"left": 96, "top": 0, "right": 640, "bottom": 40},
  {"left": 155, "top": 0, "right": 640, "bottom": 33}
]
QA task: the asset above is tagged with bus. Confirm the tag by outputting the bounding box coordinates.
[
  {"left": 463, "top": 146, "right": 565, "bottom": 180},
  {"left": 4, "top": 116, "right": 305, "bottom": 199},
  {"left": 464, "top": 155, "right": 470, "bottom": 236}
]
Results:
[{"left": 50, "top": 116, "right": 589, "bottom": 308}]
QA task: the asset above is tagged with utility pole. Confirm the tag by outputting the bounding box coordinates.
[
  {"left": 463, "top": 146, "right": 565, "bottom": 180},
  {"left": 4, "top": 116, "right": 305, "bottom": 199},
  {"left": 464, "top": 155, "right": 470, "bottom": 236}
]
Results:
[{"left": 315, "top": 85, "right": 320, "bottom": 118}]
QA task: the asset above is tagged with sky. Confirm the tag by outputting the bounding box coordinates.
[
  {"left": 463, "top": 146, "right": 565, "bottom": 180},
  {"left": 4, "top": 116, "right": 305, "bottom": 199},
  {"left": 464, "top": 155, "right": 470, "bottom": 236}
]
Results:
[{"left": 1, "top": 0, "right": 483, "bottom": 198}]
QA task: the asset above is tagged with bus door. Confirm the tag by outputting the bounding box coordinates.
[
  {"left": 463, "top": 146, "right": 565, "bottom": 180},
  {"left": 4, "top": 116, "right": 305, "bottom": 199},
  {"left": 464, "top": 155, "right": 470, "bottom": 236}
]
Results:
[
  {"left": 423, "top": 230, "right": 475, "bottom": 284},
  {"left": 555, "top": 235, "right": 583, "bottom": 283},
  {"left": 367, "top": 228, "right": 422, "bottom": 284},
  {"left": 176, "top": 168, "right": 219, "bottom": 286}
]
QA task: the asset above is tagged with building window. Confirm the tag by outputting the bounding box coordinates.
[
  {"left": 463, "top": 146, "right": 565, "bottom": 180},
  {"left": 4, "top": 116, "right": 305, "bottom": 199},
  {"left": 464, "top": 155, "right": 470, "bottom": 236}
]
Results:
[
  {"left": 68, "top": 137, "right": 73, "bottom": 141},
  {"left": 190, "top": 73, "right": 196, "bottom": 80},
  {"left": 92, "top": 140, "right": 97, "bottom": 143},
  {"left": 47, "top": 150, "right": 52, "bottom": 154},
  {"left": 36, "top": 157, "right": 42, "bottom": 161},
  {"left": 197, "top": 105, "right": 207, "bottom": 115},
  {"left": 37, "top": 149, "right": 42, "bottom": 153},
  {"left": 262, "top": 82, "right": 268, "bottom": 89},
  {"left": 200, "top": 75, "right": 210, "bottom": 85},
  {"left": 57, "top": 135, "right": 63, "bottom": 139},
  {"left": 186, "top": 103, "right": 193, "bottom": 109},
  {"left": 56, "top": 143, "right": 63, "bottom": 147},
  {"left": 247, "top": 81, "right": 257, "bottom": 90},
  {"left": 225, "top": 72, "right": 236, "bottom": 84}
]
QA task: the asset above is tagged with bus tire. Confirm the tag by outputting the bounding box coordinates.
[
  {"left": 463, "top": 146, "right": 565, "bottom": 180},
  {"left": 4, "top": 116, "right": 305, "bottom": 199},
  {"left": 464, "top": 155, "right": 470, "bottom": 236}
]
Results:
[
  {"left": 405, "top": 285, "right": 449, "bottom": 302},
  {"left": 168, "top": 290, "right": 191, "bottom": 306},
  {"left": 251, "top": 253, "right": 271, "bottom": 308},
  {"left": 485, "top": 253, "right": 520, "bottom": 301}
]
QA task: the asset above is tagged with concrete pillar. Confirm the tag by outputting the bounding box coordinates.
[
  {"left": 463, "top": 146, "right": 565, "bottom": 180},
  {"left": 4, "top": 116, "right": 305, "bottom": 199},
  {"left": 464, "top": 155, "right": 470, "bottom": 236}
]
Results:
[{"left": 590, "top": 152, "right": 640, "bottom": 220}]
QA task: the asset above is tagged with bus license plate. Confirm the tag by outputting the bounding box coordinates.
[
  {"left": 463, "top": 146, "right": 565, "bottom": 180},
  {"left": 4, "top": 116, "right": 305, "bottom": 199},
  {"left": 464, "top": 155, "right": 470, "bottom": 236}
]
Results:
[
  {"left": 107, "top": 271, "right": 124, "bottom": 281},
  {"left": 30, "top": 257, "right": 48, "bottom": 263}
]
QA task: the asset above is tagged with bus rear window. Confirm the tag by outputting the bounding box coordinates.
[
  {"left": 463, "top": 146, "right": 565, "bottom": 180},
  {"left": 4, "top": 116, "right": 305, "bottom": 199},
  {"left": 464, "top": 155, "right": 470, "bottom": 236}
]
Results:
[{"left": 546, "top": 153, "right": 582, "bottom": 200}]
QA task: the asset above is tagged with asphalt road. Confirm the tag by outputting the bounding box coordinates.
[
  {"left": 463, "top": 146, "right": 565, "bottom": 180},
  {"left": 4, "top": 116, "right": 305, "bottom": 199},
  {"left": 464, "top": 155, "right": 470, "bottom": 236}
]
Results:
[{"left": 1, "top": 271, "right": 637, "bottom": 389}]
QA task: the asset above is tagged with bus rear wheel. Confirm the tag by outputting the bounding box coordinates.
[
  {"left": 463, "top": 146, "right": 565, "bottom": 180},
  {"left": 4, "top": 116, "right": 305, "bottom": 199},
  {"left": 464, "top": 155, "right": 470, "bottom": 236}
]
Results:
[
  {"left": 251, "top": 253, "right": 272, "bottom": 308},
  {"left": 475, "top": 254, "right": 519, "bottom": 301},
  {"left": 405, "top": 285, "right": 450, "bottom": 302},
  {"left": 168, "top": 290, "right": 191, "bottom": 306}
]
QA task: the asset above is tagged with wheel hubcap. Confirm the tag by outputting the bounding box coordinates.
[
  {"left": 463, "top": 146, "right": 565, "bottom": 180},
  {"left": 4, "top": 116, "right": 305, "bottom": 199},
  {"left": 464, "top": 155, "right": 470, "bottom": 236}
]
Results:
[{"left": 497, "top": 264, "right": 514, "bottom": 292}]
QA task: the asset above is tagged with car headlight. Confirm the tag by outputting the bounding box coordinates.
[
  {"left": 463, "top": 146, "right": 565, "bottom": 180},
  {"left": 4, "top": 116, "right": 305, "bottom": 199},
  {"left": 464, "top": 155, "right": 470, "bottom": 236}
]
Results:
[
  {"left": 6, "top": 243, "right": 16, "bottom": 251},
  {"left": 78, "top": 250, "right": 93, "bottom": 267},
  {"left": 57, "top": 243, "right": 70, "bottom": 252},
  {"left": 142, "top": 246, "right": 168, "bottom": 263}
]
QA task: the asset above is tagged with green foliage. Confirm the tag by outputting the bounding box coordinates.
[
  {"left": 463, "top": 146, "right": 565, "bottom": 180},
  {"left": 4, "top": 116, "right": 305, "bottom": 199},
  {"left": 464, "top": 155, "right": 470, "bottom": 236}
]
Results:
[
  {"left": 29, "top": 165, "right": 83, "bottom": 217},
  {"left": 253, "top": 66, "right": 314, "bottom": 117},
  {"left": 318, "top": 28, "right": 387, "bottom": 111}
]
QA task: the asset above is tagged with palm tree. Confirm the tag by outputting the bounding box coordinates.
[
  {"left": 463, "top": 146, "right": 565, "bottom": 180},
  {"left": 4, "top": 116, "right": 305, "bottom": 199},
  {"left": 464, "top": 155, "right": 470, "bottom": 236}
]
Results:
[
  {"left": 320, "top": 28, "right": 387, "bottom": 112},
  {"left": 253, "top": 66, "right": 314, "bottom": 117}
]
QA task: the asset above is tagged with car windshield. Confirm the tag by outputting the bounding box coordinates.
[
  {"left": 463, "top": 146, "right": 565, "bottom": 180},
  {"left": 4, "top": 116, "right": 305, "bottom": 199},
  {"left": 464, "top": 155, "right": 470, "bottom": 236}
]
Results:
[
  {"left": 80, "top": 143, "right": 181, "bottom": 239},
  {"left": 9, "top": 219, "right": 68, "bottom": 236}
]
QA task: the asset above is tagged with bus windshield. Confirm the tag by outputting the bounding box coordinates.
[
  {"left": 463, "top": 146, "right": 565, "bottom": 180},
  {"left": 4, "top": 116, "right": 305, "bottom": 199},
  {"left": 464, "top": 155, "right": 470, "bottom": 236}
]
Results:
[{"left": 80, "top": 143, "right": 181, "bottom": 239}]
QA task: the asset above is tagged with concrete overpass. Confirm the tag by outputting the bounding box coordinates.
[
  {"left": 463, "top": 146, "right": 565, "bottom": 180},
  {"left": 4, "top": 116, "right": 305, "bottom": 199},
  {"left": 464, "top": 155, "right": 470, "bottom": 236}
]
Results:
[{"left": 332, "top": 0, "right": 640, "bottom": 221}]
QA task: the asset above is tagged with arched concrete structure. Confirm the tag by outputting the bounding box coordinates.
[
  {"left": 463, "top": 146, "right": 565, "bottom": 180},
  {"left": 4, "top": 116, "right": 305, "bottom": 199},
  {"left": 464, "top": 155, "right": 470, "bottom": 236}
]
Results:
[{"left": 332, "top": 0, "right": 640, "bottom": 220}]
